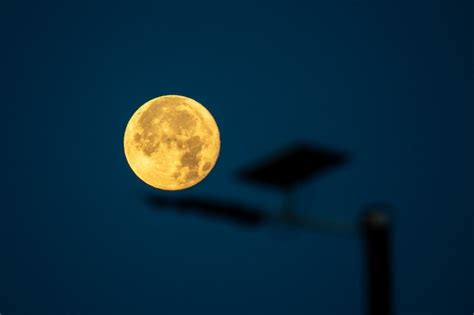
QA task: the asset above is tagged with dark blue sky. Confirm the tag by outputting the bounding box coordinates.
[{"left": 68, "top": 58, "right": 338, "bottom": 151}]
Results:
[{"left": 1, "top": 0, "right": 472, "bottom": 314}]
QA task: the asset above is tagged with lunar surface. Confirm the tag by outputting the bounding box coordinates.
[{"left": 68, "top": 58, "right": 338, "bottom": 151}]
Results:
[{"left": 124, "top": 95, "right": 220, "bottom": 190}]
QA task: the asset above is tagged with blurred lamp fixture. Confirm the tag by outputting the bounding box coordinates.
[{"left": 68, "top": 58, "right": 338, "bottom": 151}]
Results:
[{"left": 148, "top": 143, "right": 392, "bottom": 315}]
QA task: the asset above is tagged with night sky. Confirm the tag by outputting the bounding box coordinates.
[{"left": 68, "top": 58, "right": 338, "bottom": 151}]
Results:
[{"left": 1, "top": 0, "right": 473, "bottom": 314}]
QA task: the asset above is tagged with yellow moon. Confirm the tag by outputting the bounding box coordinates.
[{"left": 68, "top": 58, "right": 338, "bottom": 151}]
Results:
[{"left": 124, "top": 95, "right": 220, "bottom": 190}]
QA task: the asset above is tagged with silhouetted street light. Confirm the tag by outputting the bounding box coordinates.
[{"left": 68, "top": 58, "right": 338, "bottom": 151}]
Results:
[{"left": 147, "top": 143, "right": 393, "bottom": 315}]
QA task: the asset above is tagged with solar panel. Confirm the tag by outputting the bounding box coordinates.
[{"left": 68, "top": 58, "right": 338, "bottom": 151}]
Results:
[{"left": 238, "top": 143, "right": 349, "bottom": 191}]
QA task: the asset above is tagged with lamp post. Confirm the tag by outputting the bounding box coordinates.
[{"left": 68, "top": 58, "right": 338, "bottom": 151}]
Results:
[
  {"left": 361, "top": 207, "right": 392, "bottom": 315},
  {"left": 147, "top": 143, "right": 393, "bottom": 315}
]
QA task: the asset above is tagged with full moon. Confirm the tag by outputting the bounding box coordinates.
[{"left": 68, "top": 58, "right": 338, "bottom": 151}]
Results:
[{"left": 124, "top": 95, "right": 220, "bottom": 190}]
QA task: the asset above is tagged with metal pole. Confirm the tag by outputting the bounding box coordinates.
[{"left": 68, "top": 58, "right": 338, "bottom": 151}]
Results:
[{"left": 361, "top": 207, "right": 393, "bottom": 315}]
